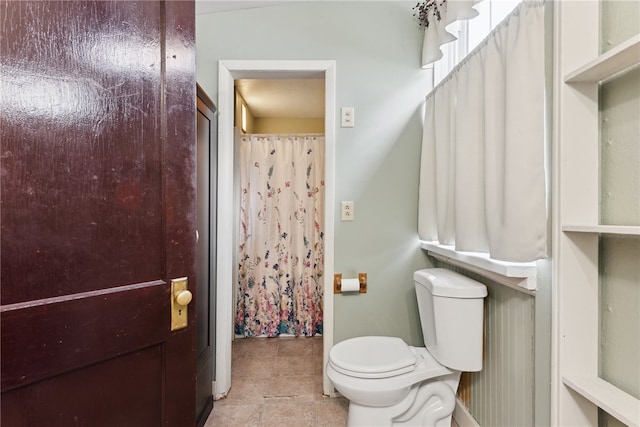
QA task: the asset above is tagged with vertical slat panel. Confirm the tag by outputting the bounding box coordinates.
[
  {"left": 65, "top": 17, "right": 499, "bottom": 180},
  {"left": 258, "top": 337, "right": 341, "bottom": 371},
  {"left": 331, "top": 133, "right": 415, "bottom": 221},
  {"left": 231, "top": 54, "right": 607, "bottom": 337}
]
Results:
[{"left": 438, "top": 262, "right": 536, "bottom": 427}]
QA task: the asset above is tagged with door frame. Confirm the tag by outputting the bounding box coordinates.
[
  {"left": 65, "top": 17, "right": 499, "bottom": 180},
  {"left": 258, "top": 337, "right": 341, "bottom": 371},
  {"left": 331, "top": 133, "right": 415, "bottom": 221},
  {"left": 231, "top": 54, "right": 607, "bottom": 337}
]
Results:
[
  {"left": 195, "top": 85, "right": 217, "bottom": 426},
  {"left": 216, "top": 60, "right": 336, "bottom": 397}
]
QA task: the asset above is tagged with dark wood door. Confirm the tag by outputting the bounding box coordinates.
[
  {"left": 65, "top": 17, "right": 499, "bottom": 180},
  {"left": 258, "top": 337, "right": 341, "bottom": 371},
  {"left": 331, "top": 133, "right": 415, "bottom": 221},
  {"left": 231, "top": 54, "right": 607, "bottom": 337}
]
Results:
[
  {"left": 195, "top": 86, "right": 216, "bottom": 426},
  {"left": 1, "top": 1, "right": 197, "bottom": 426}
]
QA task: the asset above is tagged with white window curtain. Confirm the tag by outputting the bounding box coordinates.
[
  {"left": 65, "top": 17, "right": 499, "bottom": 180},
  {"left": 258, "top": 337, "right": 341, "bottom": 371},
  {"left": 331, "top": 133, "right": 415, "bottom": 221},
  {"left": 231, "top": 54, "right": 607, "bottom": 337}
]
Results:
[{"left": 418, "top": 1, "right": 546, "bottom": 262}]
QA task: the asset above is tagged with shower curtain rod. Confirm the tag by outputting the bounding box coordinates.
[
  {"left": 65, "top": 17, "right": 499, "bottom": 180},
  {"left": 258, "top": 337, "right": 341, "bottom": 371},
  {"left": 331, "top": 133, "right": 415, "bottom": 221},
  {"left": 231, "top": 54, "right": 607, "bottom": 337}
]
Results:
[{"left": 244, "top": 132, "right": 325, "bottom": 138}]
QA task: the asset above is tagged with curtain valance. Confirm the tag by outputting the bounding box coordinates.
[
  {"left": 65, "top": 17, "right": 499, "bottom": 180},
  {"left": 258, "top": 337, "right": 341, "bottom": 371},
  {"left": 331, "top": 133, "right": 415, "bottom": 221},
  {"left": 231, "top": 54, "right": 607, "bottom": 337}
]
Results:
[{"left": 421, "top": 0, "right": 481, "bottom": 67}]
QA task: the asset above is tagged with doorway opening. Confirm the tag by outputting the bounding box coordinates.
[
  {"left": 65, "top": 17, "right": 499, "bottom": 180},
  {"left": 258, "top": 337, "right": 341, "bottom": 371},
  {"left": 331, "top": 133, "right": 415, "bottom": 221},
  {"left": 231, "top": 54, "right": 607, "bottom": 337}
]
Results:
[
  {"left": 216, "top": 60, "right": 336, "bottom": 398},
  {"left": 234, "top": 78, "right": 325, "bottom": 338}
]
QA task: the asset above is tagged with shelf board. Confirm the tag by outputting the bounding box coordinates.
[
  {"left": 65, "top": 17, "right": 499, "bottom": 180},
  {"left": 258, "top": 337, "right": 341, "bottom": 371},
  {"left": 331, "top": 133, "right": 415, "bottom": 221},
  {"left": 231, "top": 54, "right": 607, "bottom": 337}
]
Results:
[
  {"left": 563, "top": 376, "right": 640, "bottom": 427},
  {"left": 562, "top": 224, "right": 640, "bottom": 236},
  {"left": 565, "top": 34, "right": 640, "bottom": 83},
  {"left": 420, "top": 242, "right": 537, "bottom": 293}
]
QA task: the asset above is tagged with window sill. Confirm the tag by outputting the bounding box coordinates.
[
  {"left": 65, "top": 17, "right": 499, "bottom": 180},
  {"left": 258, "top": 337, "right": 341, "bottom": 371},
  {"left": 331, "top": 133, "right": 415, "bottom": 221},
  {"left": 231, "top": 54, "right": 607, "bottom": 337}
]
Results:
[{"left": 420, "top": 241, "right": 538, "bottom": 294}]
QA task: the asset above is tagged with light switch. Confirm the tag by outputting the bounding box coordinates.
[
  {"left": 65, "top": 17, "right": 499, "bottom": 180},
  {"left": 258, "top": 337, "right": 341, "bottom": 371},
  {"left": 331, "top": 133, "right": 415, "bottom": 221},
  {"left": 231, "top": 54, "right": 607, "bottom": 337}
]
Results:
[
  {"left": 341, "top": 107, "right": 354, "bottom": 128},
  {"left": 341, "top": 201, "right": 354, "bottom": 221}
]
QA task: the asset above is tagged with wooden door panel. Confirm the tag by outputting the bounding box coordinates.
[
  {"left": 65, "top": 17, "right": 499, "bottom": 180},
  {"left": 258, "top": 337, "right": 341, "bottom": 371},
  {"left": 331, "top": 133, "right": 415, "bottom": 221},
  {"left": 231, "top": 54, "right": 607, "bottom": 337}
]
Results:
[
  {"left": 2, "top": 344, "right": 163, "bottom": 427},
  {"left": 1, "top": 1, "right": 197, "bottom": 425},
  {"left": 1, "top": 0, "right": 165, "bottom": 304},
  {"left": 1, "top": 280, "right": 167, "bottom": 391}
]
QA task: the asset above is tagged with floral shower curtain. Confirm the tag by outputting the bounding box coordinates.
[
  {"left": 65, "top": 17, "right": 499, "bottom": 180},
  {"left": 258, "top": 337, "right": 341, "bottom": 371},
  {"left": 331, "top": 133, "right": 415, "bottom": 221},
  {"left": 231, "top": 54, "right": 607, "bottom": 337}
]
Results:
[{"left": 236, "top": 134, "right": 324, "bottom": 337}]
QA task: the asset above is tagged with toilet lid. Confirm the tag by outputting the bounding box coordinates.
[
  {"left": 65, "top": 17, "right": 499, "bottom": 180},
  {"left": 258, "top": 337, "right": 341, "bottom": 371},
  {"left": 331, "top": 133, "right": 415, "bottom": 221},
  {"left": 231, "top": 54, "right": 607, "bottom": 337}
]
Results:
[{"left": 329, "top": 336, "right": 417, "bottom": 379}]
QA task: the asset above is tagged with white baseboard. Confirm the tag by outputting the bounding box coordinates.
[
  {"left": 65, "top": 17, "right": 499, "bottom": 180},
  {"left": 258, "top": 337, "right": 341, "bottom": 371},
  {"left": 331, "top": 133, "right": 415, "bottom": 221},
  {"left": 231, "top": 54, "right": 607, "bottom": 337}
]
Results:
[
  {"left": 213, "top": 391, "right": 228, "bottom": 401},
  {"left": 212, "top": 381, "right": 229, "bottom": 401},
  {"left": 453, "top": 398, "right": 481, "bottom": 427}
]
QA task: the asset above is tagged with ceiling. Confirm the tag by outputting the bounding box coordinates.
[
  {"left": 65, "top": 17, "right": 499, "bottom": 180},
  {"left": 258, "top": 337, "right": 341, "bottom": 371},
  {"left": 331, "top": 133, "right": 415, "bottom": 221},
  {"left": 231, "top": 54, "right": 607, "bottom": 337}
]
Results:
[{"left": 235, "top": 79, "right": 325, "bottom": 119}]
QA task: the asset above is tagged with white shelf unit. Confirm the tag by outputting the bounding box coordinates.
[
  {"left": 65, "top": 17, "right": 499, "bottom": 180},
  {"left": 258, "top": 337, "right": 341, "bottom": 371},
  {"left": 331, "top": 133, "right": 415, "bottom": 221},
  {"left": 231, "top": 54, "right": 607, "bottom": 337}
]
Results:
[
  {"left": 564, "top": 34, "right": 640, "bottom": 83},
  {"left": 563, "top": 377, "right": 640, "bottom": 427},
  {"left": 562, "top": 225, "right": 640, "bottom": 236},
  {"left": 554, "top": 3, "right": 640, "bottom": 427}
]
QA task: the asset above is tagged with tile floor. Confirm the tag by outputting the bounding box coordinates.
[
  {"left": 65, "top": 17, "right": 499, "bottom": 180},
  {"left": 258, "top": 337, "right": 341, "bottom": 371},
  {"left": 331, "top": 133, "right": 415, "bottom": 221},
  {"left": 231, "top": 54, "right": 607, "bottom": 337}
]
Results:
[
  {"left": 204, "top": 336, "right": 349, "bottom": 427},
  {"left": 204, "top": 336, "right": 460, "bottom": 427}
]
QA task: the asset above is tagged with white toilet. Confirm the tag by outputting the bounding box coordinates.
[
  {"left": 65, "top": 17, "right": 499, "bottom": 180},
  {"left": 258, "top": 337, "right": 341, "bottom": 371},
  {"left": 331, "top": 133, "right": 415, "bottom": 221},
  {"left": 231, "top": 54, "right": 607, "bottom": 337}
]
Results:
[{"left": 327, "top": 268, "right": 487, "bottom": 427}]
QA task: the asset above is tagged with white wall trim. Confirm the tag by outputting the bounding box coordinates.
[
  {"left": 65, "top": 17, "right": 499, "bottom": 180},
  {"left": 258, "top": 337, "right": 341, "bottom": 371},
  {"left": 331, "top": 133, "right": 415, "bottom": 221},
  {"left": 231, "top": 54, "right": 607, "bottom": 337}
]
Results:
[
  {"left": 215, "top": 60, "right": 336, "bottom": 397},
  {"left": 214, "top": 61, "right": 234, "bottom": 398},
  {"left": 454, "top": 398, "right": 481, "bottom": 427}
]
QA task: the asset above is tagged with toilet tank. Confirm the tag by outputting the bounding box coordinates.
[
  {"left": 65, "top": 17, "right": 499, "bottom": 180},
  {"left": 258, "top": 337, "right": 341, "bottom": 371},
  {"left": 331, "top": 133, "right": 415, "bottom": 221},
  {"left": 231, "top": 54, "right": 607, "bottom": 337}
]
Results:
[{"left": 414, "top": 268, "right": 487, "bottom": 372}]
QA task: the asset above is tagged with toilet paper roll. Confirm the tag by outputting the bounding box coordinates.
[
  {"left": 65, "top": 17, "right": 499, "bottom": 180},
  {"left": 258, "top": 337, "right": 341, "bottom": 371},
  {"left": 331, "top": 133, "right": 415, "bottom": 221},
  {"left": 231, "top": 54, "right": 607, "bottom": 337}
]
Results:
[{"left": 342, "top": 278, "right": 360, "bottom": 293}]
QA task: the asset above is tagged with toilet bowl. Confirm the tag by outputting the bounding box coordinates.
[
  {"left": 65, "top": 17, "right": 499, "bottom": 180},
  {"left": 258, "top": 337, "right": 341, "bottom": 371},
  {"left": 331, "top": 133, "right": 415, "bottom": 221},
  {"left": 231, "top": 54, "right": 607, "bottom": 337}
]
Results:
[{"left": 327, "top": 269, "right": 487, "bottom": 427}]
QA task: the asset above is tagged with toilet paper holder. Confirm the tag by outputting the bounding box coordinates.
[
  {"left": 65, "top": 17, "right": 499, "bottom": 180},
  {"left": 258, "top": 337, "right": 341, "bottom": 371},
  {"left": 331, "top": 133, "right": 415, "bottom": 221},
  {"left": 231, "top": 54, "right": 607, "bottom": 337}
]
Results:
[{"left": 334, "top": 273, "right": 367, "bottom": 294}]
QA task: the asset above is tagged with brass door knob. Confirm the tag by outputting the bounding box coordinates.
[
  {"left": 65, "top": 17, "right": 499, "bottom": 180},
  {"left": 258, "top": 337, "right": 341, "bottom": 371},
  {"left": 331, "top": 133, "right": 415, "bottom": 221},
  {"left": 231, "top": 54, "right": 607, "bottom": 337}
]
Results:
[{"left": 175, "top": 289, "right": 193, "bottom": 306}]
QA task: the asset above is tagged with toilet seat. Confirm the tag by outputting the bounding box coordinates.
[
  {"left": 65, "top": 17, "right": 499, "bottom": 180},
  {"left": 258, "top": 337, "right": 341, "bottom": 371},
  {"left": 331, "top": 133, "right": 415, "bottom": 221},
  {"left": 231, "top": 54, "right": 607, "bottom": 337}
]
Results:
[{"left": 329, "top": 336, "right": 418, "bottom": 379}]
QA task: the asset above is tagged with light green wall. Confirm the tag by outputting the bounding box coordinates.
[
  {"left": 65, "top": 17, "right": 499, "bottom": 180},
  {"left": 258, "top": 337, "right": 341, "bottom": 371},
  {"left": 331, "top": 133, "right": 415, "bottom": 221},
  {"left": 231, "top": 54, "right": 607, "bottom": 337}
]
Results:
[
  {"left": 600, "top": 0, "right": 640, "bottom": 54},
  {"left": 196, "top": 2, "right": 433, "bottom": 346},
  {"left": 598, "top": 3, "right": 640, "bottom": 426}
]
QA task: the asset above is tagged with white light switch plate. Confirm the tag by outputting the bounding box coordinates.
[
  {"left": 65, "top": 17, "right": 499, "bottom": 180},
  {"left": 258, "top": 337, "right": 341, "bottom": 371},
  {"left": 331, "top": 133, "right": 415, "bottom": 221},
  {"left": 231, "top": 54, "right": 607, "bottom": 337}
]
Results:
[{"left": 341, "top": 107, "right": 354, "bottom": 128}]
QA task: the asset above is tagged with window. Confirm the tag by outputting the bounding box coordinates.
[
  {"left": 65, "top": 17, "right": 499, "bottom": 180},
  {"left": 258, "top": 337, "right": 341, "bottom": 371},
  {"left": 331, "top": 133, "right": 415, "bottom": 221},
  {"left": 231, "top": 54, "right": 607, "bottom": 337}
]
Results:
[
  {"left": 241, "top": 102, "right": 247, "bottom": 134},
  {"left": 431, "top": 0, "right": 522, "bottom": 86}
]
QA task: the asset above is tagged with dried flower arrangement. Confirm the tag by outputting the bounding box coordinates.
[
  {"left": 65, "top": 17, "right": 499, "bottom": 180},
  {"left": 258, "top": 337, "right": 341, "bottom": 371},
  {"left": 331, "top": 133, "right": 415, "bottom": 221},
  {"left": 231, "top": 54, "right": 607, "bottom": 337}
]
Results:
[{"left": 413, "top": 0, "right": 447, "bottom": 28}]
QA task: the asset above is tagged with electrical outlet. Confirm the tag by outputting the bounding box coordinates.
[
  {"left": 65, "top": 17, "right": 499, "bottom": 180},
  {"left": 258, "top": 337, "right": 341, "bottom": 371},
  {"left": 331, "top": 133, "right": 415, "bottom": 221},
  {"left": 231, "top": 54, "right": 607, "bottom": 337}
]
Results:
[{"left": 341, "top": 201, "right": 354, "bottom": 221}]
